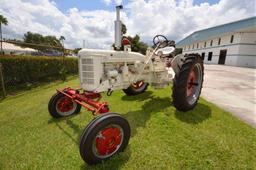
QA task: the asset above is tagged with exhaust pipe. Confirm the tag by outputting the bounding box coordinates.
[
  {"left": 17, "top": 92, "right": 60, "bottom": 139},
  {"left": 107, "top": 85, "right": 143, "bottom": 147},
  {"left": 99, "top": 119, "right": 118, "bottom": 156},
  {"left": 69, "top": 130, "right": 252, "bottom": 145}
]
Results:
[{"left": 114, "top": 5, "right": 123, "bottom": 50}]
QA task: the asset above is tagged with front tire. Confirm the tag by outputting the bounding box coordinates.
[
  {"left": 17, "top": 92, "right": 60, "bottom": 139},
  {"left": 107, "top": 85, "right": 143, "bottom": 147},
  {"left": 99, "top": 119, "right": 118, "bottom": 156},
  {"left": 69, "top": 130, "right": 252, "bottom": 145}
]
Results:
[
  {"left": 79, "top": 113, "right": 130, "bottom": 165},
  {"left": 172, "top": 54, "right": 204, "bottom": 111},
  {"left": 48, "top": 92, "right": 81, "bottom": 118},
  {"left": 123, "top": 81, "right": 148, "bottom": 96}
]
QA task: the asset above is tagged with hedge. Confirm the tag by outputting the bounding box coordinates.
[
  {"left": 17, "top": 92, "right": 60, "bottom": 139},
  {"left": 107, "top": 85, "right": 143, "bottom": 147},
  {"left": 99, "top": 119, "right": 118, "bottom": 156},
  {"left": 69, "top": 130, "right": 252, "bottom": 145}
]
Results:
[{"left": 0, "top": 55, "right": 78, "bottom": 91}]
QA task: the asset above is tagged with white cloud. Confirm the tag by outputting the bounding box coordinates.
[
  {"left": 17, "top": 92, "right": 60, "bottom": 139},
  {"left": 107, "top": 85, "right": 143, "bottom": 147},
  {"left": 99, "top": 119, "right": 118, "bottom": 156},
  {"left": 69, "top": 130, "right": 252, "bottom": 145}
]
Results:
[
  {"left": 0, "top": 0, "right": 254, "bottom": 49},
  {"left": 125, "top": 0, "right": 255, "bottom": 42},
  {"left": 0, "top": 0, "right": 119, "bottom": 49},
  {"left": 102, "top": 0, "right": 112, "bottom": 6},
  {"left": 102, "top": 0, "right": 123, "bottom": 6},
  {"left": 115, "top": 0, "right": 123, "bottom": 5}
]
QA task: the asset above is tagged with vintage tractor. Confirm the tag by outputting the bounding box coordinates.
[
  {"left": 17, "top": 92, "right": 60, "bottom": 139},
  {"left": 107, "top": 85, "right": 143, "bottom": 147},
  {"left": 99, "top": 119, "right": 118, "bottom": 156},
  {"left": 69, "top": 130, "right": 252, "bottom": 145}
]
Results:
[{"left": 48, "top": 5, "right": 204, "bottom": 165}]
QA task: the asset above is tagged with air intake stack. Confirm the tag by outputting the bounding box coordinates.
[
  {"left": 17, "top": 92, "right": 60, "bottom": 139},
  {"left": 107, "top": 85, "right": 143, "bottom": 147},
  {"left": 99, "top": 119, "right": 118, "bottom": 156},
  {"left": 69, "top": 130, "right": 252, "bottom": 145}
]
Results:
[{"left": 114, "top": 5, "right": 123, "bottom": 50}]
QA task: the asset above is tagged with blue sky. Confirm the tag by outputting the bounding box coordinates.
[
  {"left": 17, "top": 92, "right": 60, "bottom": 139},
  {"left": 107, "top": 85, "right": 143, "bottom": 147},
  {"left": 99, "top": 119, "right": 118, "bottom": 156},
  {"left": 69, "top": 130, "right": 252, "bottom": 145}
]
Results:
[
  {"left": 52, "top": 0, "right": 126, "bottom": 12},
  {"left": 53, "top": 0, "right": 220, "bottom": 13}
]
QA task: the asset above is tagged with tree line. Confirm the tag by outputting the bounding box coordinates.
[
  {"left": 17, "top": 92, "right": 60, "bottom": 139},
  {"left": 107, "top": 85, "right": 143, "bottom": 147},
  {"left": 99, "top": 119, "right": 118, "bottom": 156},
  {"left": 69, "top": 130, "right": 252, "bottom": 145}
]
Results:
[{"left": 22, "top": 32, "right": 65, "bottom": 51}]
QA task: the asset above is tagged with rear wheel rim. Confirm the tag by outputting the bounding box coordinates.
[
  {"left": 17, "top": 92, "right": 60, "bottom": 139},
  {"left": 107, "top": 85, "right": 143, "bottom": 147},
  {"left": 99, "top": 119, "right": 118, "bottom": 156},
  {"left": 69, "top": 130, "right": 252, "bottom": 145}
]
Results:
[
  {"left": 92, "top": 124, "right": 124, "bottom": 159},
  {"left": 131, "top": 81, "right": 144, "bottom": 89},
  {"left": 186, "top": 63, "right": 203, "bottom": 105},
  {"left": 56, "top": 96, "right": 77, "bottom": 116}
]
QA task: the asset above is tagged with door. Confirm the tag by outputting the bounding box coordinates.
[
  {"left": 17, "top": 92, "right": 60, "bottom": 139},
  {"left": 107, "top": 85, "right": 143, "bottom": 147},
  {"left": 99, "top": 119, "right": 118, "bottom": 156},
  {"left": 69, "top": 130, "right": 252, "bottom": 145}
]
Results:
[
  {"left": 201, "top": 52, "right": 205, "bottom": 61},
  {"left": 218, "top": 50, "right": 227, "bottom": 65},
  {"left": 208, "top": 52, "right": 213, "bottom": 61}
]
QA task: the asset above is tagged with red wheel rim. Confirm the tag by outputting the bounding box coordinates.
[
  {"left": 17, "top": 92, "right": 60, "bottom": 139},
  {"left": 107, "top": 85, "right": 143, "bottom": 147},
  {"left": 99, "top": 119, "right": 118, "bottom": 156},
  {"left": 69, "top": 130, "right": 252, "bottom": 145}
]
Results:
[
  {"left": 187, "top": 69, "right": 196, "bottom": 97},
  {"left": 131, "top": 81, "right": 144, "bottom": 89},
  {"left": 185, "top": 63, "right": 203, "bottom": 105},
  {"left": 56, "top": 97, "right": 74, "bottom": 113},
  {"left": 93, "top": 125, "right": 123, "bottom": 158}
]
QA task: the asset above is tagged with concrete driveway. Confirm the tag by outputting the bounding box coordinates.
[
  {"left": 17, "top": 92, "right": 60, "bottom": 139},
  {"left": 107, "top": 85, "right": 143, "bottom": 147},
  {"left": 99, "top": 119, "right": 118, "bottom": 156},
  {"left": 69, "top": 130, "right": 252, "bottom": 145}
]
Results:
[{"left": 201, "top": 65, "right": 256, "bottom": 127}]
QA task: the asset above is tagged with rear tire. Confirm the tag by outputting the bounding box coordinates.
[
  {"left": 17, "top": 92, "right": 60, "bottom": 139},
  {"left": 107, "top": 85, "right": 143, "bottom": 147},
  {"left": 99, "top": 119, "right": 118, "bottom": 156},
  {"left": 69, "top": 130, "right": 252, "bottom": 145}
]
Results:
[
  {"left": 79, "top": 113, "right": 130, "bottom": 165},
  {"left": 123, "top": 81, "right": 148, "bottom": 96},
  {"left": 172, "top": 54, "right": 204, "bottom": 111},
  {"left": 48, "top": 92, "right": 81, "bottom": 118}
]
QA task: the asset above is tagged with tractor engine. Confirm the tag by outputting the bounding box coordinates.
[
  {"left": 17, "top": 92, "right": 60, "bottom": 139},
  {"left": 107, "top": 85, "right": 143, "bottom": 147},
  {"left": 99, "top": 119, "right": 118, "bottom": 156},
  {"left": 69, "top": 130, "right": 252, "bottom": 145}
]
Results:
[{"left": 78, "top": 48, "right": 170, "bottom": 93}]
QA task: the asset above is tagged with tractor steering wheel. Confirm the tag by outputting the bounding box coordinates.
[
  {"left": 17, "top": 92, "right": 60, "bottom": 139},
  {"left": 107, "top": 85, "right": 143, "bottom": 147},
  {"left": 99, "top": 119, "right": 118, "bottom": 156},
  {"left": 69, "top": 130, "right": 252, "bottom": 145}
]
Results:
[{"left": 153, "top": 35, "right": 168, "bottom": 48}]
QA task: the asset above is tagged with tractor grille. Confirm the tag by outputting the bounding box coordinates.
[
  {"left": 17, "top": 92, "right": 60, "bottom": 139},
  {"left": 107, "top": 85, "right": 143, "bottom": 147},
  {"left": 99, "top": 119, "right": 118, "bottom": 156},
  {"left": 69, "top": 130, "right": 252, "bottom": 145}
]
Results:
[{"left": 81, "top": 58, "right": 94, "bottom": 84}]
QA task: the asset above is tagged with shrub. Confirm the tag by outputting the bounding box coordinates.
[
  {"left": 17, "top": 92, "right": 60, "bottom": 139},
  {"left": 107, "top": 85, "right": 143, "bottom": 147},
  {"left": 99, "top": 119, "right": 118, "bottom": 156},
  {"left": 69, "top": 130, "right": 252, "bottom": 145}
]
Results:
[{"left": 0, "top": 55, "right": 78, "bottom": 90}]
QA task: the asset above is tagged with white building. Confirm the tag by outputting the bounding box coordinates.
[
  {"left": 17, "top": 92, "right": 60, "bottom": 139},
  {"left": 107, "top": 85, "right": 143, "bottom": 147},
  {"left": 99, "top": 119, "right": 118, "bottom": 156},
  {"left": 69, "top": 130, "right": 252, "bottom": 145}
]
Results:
[
  {"left": 1, "top": 42, "right": 37, "bottom": 55},
  {"left": 177, "top": 17, "right": 256, "bottom": 68}
]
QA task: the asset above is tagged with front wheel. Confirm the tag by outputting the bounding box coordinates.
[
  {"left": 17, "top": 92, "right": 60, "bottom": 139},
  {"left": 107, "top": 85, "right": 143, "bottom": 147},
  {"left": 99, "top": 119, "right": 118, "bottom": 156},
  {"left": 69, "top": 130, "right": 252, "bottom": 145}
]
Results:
[
  {"left": 48, "top": 92, "right": 81, "bottom": 118},
  {"left": 79, "top": 113, "right": 130, "bottom": 165},
  {"left": 123, "top": 81, "right": 148, "bottom": 96},
  {"left": 172, "top": 54, "right": 204, "bottom": 111}
]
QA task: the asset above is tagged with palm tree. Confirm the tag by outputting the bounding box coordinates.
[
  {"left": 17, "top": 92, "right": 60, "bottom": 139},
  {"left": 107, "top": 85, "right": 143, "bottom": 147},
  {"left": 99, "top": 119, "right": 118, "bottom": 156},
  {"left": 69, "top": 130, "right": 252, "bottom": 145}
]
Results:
[
  {"left": 59, "top": 36, "right": 65, "bottom": 46},
  {"left": 0, "top": 15, "right": 8, "bottom": 54},
  {"left": 59, "top": 36, "right": 65, "bottom": 56}
]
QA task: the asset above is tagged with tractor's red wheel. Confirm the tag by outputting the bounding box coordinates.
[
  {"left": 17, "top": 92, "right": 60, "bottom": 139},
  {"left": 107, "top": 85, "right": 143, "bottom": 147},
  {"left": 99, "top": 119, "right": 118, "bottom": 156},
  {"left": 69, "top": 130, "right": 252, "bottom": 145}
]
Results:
[
  {"left": 56, "top": 97, "right": 75, "bottom": 113},
  {"left": 123, "top": 81, "right": 148, "bottom": 96},
  {"left": 79, "top": 113, "right": 130, "bottom": 165},
  {"left": 93, "top": 125, "right": 123, "bottom": 158},
  {"left": 48, "top": 93, "right": 81, "bottom": 118}
]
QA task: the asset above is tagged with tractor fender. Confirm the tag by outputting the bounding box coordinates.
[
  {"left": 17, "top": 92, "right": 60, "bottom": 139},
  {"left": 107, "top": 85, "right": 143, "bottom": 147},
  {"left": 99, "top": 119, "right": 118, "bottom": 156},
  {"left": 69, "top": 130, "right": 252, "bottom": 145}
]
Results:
[
  {"left": 171, "top": 54, "right": 186, "bottom": 75},
  {"left": 171, "top": 53, "right": 202, "bottom": 75}
]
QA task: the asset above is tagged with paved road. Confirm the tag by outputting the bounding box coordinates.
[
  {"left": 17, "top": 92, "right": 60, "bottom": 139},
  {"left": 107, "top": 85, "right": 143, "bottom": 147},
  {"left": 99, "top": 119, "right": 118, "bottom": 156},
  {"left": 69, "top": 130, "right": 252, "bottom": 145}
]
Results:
[{"left": 201, "top": 65, "right": 256, "bottom": 128}]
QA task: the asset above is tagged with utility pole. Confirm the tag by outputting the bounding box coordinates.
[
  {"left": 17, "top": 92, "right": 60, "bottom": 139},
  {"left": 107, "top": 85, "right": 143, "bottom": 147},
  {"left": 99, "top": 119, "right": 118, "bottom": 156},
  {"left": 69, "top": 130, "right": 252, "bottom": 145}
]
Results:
[
  {"left": 0, "top": 23, "right": 2, "bottom": 55},
  {"left": 0, "top": 63, "right": 6, "bottom": 98},
  {"left": 83, "top": 40, "right": 85, "bottom": 48},
  {"left": 62, "top": 40, "right": 65, "bottom": 58}
]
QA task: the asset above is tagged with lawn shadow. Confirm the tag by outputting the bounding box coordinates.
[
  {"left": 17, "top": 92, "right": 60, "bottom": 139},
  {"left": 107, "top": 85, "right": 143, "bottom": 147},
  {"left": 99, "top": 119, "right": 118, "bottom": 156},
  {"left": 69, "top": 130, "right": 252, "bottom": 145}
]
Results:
[
  {"left": 121, "top": 91, "right": 153, "bottom": 101},
  {"left": 48, "top": 116, "right": 83, "bottom": 145},
  {"left": 174, "top": 103, "right": 212, "bottom": 124},
  {"left": 123, "top": 97, "right": 172, "bottom": 137},
  {"left": 80, "top": 146, "right": 131, "bottom": 170}
]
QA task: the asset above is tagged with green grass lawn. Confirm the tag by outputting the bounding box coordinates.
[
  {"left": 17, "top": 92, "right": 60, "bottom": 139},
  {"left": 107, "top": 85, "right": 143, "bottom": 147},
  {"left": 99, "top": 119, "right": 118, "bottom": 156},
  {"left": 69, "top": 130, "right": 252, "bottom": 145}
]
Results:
[{"left": 0, "top": 77, "right": 256, "bottom": 170}]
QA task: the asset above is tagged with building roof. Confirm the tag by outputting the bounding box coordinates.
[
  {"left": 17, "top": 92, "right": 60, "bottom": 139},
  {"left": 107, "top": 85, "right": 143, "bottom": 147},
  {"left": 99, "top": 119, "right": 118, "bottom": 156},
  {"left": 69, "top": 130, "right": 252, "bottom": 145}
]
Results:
[
  {"left": 2, "top": 42, "right": 37, "bottom": 52},
  {"left": 177, "top": 17, "right": 256, "bottom": 46}
]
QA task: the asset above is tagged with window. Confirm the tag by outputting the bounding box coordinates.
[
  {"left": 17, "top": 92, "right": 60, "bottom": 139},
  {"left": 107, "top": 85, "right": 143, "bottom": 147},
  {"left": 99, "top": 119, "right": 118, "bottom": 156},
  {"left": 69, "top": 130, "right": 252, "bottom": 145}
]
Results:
[
  {"left": 210, "top": 40, "right": 213, "bottom": 46},
  {"left": 204, "top": 42, "right": 206, "bottom": 48},
  {"left": 208, "top": 52, "right": 213, "bottom": 61},
  {"left": 197, "top": 43, "right": 199, "bottom": 49},
  {"left": 230, "top": 35, "right": 234, "bottom": 43},
  {"left": 201, "top": 52, "right": 205, "bottom": 61},
  {"left": 218, "top": 38, "right": 221, "bottom": 45}
]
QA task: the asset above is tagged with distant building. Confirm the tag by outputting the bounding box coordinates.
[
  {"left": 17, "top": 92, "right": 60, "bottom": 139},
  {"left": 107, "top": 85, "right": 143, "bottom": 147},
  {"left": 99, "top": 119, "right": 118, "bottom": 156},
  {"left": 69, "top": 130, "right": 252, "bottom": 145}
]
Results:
[
  {"left": 1, "top": 42, "right": 37, "bottom": 55},
  {"left": 177, "top": 17, "right": 256, "bottom": 68}
]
